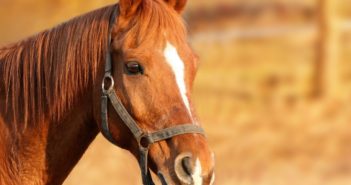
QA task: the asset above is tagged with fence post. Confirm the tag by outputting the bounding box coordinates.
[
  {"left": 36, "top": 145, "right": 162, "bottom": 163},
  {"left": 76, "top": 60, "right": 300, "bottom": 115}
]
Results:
[{"left": 315, "top": 0, "right": 340, "bottom": 98}]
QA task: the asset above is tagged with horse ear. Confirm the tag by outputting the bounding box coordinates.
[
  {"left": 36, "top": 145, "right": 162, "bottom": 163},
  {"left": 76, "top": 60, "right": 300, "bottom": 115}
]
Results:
[
  {"left": 164, "top": 0, "right": 187, "bottom": 13},
  {"left": 119, "top": 0, "right": 143, "bottom": 17}
]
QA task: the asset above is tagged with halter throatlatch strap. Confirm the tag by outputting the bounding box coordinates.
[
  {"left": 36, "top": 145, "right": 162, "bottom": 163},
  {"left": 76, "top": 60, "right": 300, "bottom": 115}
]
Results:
[{"left": 101, "top": 5, "right": 206, "bottom": 185}]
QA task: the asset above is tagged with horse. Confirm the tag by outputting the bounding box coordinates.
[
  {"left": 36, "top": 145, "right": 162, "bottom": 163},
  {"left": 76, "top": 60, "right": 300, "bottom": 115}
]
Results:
[{"left": 0, "top": 0, "right": 215, "bottom": 184}]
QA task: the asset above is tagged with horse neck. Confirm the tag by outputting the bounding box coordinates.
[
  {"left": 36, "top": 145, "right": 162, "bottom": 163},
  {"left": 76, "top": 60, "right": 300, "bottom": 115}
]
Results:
[
  {"left": 45, "top": 97, "right": 99, "bottom": 184},
  {"left": 0, "top": 81, "right": 99, "bottom": 185}
]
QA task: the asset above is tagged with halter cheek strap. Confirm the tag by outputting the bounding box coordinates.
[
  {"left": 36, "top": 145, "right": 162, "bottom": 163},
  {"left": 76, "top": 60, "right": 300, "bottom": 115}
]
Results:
[
  {"left": 100, "top": 5, "right": 206, "bottom": 185},
  {"left": 101, "top": 85, "right": 205, "bottom": 185}
]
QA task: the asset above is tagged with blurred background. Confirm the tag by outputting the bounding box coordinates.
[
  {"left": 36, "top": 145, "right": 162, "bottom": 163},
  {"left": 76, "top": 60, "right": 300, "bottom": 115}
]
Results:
[{"left": 1, "top": 0, "right": 351, "bottom": 184}]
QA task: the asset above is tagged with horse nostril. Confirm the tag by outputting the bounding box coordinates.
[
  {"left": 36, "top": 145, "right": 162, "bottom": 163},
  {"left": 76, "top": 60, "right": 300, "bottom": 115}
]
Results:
[
  {"left": 175, "top": 153, "right": 194, "bottom": 184},
  {"left": 181, "top": 156, "right": 193, "bottom": 176}
]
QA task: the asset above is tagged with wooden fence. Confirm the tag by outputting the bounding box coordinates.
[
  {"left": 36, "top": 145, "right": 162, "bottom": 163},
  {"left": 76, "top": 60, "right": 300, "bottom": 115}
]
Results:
[{"left": 189, "top": 0, "right": 350, "bottom": 99}]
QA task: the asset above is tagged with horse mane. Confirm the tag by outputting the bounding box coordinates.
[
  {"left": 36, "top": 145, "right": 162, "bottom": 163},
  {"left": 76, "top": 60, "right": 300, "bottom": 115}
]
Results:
[{"left": 0, "top": 5, "right": 116, "bottom": 129}]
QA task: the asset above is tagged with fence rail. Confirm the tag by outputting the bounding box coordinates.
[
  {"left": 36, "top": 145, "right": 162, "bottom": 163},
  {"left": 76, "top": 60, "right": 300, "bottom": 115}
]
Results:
[{"left": 191, "top": 21, "right": 351, "bottom": 43}]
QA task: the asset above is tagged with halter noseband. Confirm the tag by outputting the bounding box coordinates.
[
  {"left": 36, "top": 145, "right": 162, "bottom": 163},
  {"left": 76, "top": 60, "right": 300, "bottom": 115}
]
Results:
[{"left": 100, "top": 6, "right": 205, "bottom": 185}]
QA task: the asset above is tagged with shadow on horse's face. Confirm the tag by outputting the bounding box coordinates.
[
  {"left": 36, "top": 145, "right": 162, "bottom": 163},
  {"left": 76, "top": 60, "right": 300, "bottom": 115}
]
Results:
[{"left": 96, "top": 0, "right": 215, "bottom": 184}]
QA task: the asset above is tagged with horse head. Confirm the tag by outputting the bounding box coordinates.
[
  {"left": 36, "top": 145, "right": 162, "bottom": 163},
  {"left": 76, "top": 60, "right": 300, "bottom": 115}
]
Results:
[{"left": 93, "top": 0, "right": 215, "bottom": 184}]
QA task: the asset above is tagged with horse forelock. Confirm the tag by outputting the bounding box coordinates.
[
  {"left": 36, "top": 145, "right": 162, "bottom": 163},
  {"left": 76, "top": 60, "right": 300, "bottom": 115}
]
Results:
[
  {"left": 114, "top": 0, "right": 188, "bottom": 50},
  {"left": 0, "top": 5, "right": 116, "bottom": 130}
]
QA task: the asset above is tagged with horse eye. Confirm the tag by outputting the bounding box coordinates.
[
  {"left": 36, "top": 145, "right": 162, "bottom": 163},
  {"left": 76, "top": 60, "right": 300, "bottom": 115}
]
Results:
[{"left": 125, "top": 61, "right": 143, "bottom": 75}]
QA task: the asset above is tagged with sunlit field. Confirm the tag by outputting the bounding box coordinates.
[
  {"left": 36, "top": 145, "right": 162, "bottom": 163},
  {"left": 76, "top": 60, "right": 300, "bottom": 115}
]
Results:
[{"left": 1, "top": 0, "right": 351, "bottom": 185}]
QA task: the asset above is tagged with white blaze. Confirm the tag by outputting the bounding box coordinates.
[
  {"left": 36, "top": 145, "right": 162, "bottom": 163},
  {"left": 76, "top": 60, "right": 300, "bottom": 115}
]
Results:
[
  {"left": 192, "top": 158, "right": 203, "bottom": 185},
  {"left": 164, "top": 42, "right": 203, "bottom": 184},
  {"left": 164, "top": 42, "right": 192, "bottom": 117},
  {"left": 210, "top": 173, "right": 215, "bottom": 185},
  {"left": 210, "top": 152, "right": 216, "bottom": 185}
]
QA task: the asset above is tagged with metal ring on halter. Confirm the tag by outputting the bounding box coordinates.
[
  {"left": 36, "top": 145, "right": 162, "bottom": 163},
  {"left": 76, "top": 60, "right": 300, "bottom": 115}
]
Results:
[
  {"left": 138, "top": 134, "right": 153, "bottom": 150},
  {"left": 102, "top": 74, "right": 115, "bottom": 94}
]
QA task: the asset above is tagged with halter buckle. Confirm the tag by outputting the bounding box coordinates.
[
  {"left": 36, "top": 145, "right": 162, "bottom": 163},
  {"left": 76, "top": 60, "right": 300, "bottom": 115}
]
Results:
[{"left": 102, "top": 74, "right": 115, "bottom": 94}]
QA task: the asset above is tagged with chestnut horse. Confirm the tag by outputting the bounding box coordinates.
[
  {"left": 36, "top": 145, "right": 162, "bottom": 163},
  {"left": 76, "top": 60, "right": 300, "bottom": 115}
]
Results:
[{"left": 0, "top": 0, "right": 214, "bottom": 184}]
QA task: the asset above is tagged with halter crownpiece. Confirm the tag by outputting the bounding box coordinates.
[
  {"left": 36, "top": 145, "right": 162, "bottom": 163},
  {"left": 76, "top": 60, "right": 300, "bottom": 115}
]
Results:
[{"left": 100, "top": 5, "right": 206, "bottom": 185}]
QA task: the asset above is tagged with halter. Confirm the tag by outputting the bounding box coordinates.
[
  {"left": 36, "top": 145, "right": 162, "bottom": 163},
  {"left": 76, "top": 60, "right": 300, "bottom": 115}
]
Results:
[{"left": 100, "top": 6, "right": 205, "bottom": 185}]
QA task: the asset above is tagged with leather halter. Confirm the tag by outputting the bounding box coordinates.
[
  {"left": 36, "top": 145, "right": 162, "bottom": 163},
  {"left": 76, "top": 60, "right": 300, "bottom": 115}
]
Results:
[{"left": 100, "top": 6, "right": 205, "bottom": 185}]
